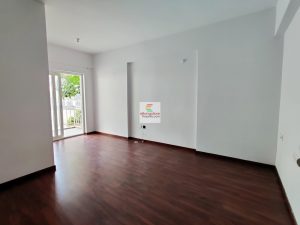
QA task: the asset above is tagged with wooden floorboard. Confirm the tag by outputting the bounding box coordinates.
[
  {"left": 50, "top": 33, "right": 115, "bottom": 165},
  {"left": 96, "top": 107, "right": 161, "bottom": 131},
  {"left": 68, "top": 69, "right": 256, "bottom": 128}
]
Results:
[{"left": 0, "top": 134, "right": 294, "bottom": 225}]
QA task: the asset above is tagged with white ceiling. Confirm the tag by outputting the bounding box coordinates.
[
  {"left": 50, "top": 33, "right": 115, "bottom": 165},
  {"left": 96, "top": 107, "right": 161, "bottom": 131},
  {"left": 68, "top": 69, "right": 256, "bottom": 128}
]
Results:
[{"left": 45, "top": 0, "right": 277, "bottom": 54}]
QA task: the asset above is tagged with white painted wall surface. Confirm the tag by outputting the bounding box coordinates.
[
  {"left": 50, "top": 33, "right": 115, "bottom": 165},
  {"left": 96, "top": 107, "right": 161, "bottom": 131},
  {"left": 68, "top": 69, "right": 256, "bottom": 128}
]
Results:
[
  {"left": 196, "top": 11, "right": 283, "bottom": 165},
  {"left": 276, "top": 7, "right": 300, "bottom": 224},
  {"left": 94, "top": 9, "right": 283, "bottom": 164},
  {"left": 93, "top": 54, "right": 129, "bottom": 137},
  {"left": 0, "top": 0, "right": 54, "bottom": 184},
  {"left": 128, "top": 51, "right": 198, "bottom": 148},
  {"left": 276, "top": 0, "right": 291, "bottom": 33},
  {"left": 47, "top": 44, "right": 95, "bottom": 132}
]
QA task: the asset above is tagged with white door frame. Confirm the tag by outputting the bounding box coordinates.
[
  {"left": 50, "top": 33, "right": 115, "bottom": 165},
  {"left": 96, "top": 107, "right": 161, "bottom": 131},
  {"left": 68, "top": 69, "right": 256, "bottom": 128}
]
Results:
[{"left": 49, "top": 73, "right": 64, "bottom": 141}]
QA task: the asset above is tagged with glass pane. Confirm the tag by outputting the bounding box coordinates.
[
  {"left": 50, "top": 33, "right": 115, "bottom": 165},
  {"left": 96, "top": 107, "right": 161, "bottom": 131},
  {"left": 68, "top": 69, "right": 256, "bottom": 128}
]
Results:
[{"left": 61, "top": 73, "right": 83, "bottom": 137}]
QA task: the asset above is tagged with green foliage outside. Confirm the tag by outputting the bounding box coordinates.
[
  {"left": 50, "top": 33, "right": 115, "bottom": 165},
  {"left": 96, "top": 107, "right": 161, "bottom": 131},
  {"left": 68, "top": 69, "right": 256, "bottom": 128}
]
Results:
[
  {"left": 61, "top": 74, "right": 82, "bottom": 127},
  {"left": 62, "top": 75, "right": 80, "bottom": 99}
]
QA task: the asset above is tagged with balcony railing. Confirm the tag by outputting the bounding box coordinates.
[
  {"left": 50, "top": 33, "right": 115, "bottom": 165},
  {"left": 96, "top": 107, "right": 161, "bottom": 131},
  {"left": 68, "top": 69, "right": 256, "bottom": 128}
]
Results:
[{"left": 63, "top": 107, "right": 82, "bottom": 129}]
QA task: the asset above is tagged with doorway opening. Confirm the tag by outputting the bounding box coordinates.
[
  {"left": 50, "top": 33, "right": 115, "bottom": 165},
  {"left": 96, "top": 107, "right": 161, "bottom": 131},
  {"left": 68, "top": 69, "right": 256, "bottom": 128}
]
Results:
[{"left": 49, "top": 72, "right": 85, "bottom": 140}]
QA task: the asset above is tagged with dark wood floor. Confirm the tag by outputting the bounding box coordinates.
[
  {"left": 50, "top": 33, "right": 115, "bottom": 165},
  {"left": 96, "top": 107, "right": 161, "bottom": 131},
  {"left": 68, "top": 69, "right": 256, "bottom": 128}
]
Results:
[{"left": 0, "top": 134, "right": 293, "bottom": 225}]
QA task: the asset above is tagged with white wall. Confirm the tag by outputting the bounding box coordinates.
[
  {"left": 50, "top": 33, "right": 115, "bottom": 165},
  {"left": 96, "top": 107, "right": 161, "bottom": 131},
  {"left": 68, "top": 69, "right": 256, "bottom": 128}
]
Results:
[
  {"left": 275, "top": 0, "right": 300, "bottom": 36},
  {"left": 94, "top": 9, "right": 283, "bottom": 164},
  {"left": 0, "top": 0, "right": 54, "bottom": 184},
  {"left": 276, "top": 0, "right": 291, "bottom": 33},
  {"left": 93, "top": 54, "right": 129, "bottom": 137},
  {"left": 276, "top": 7, "right": 300, "bottom": 224},
  {"left": 128, "top": 51, "right": 198, "bottom": 148},
  {"left": 47, "top": 44, "right": 95, "bottom": 132},
  {"left": 196, "top": 11, "right": 283, "bottom": 165}
]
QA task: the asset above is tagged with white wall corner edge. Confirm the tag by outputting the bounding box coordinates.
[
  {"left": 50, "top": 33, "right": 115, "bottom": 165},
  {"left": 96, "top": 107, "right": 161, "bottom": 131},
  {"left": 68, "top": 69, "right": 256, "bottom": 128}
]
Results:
[{"left": 275, "top": 0, "right": 300, "bottom": 37}]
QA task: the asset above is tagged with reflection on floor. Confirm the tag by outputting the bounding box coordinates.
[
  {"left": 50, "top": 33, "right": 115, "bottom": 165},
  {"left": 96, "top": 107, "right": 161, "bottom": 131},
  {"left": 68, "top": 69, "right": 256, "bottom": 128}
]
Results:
[
  {"left": 64, "top": 127, "right": 83, "bottom": 137},
  {"left": 0, "top": 134, "right": 294, "bottom": 225}
]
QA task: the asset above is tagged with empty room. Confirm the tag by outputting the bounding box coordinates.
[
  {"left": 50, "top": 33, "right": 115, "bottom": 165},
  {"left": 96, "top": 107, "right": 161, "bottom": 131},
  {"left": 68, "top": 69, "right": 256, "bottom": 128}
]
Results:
[{"left": 1, "top": 0, "right": 300, "bottom": 224}]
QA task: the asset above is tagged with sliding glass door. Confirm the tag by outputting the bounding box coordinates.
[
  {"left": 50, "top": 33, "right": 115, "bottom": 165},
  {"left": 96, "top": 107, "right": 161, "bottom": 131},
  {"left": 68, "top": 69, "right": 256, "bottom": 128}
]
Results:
[{"left": 49, "top": 72, "right": 85, "bottom": 140}]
